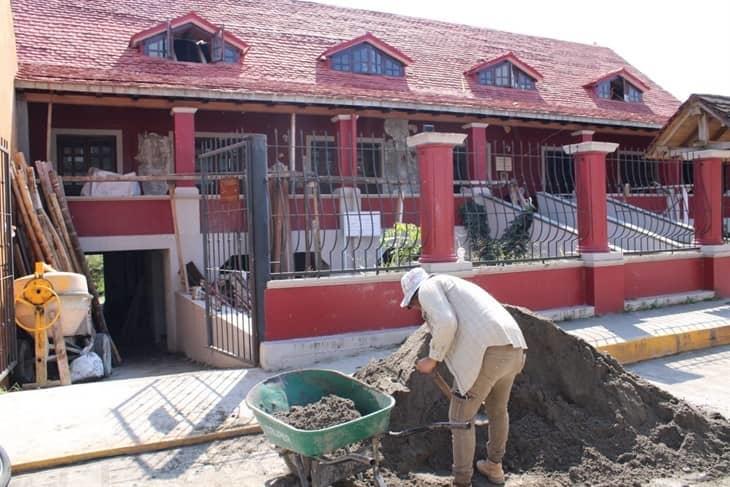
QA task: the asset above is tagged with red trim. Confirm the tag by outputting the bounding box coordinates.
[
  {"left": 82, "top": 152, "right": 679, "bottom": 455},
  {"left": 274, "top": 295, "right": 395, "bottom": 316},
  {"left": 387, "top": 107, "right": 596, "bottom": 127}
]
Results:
[
  {"left": 464, "top": 52, "right": 543, "bottom": 81},
  {"left": 624, "top": 258, "right": 705, "bottom": 299},
  {"left": 583, "top": 68, "right": 650, "bottom": 92},
  {"left": 68, "top": 199, "right": 174, "bottom": 237},
  {"left": 320, "top": 32, "right": 413, "bottom": 65},
  {"left": 129, "top": 11, "right": 249, "bottom": 53}
]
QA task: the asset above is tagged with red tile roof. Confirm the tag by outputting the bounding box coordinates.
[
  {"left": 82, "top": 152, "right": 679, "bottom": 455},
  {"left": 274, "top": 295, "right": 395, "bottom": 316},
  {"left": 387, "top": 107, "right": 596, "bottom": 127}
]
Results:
[{"left": 11, "top": 0, "right": 679, "bottom": 127}]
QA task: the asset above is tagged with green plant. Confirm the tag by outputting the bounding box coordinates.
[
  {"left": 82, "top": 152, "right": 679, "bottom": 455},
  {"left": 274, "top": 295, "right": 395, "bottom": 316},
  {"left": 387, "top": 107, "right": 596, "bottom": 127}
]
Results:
[
  {"left": 459, "top": 201, "right": 534, "bottom": 262},
  {"left": 86, "top": 254, "right": 105, "bottom": 298},
  {"left": 381, "top": 223, "right": 421, "bottom": 266}
]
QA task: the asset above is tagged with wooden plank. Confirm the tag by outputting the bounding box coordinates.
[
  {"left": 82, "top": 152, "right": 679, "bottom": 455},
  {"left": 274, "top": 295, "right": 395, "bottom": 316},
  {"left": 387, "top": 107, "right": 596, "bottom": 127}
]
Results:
[
  {"left": 50, "top": 320, "right": 71, "bottom": 386},
  {"left": 45, "top": 102, "right": 53, "bottom": 162},
  {"left": 170, "top": 186, "right": 189, "bottom": 292}
]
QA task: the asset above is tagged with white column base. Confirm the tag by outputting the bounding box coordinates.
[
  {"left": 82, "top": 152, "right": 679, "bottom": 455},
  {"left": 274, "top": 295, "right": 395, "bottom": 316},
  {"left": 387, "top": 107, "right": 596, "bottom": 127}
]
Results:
[
  {"left": 420, "top": 261, "right": 473, "bottom": 273},
  {"left": 581, "top": 251, "right": 624, "bottom": 267},
  {"left": 700, "top": 244, "right": 730, "bottom": 258}
]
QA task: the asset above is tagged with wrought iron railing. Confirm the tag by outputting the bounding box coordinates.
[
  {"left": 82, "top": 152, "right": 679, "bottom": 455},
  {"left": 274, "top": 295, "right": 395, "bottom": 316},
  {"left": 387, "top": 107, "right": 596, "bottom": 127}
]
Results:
[{"left": 0, "top": 139, "right": 16, "bottom": 380}]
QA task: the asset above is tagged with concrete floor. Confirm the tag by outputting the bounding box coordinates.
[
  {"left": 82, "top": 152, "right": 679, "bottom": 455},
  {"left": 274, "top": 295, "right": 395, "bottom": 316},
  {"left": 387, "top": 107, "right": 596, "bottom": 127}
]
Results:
[
  {"left": 0, "top": 348, "right": 395, "bottom": 467},
  {"left": 629, "top": 344, "right": 730, "bottom": 418}
]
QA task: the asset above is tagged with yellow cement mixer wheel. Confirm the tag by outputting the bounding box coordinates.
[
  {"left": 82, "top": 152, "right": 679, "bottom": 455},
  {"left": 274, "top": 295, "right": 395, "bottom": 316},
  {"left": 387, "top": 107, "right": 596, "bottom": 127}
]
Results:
[{"left": 14, "top": 279, "right": 62, "bottom": 333}]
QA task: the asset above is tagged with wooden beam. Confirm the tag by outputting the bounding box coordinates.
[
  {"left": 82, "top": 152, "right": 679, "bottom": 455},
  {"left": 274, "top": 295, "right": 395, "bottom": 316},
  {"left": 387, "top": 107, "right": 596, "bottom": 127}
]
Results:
[
  {"left": 698, "top": 113, "right": 709, "bottom": 143},
  {"left": 20, "top": 91, "right": 659, "bottom": 136},
  {"left": 15, "top": 95, "right": 30, "bottom": 158}
]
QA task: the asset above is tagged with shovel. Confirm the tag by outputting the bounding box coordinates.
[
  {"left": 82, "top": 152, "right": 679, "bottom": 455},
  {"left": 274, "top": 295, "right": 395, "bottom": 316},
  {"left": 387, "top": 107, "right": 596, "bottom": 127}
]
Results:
[{"left": 432, "top": 371, "right": 490, "bottom": 427}]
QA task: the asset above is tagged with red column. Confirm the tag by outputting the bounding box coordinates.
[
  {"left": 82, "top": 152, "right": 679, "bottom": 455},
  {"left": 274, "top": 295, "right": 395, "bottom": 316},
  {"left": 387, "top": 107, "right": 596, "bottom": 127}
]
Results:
[
  {"left": 693, "top": 153, "right": 725, "bottom": 245},
  {"left": 408, "top": 132, "right": 467, "bottom": 263},
  {"left": 332, "top": 114, "right": 358, "bottom": 181},
  {"left": 171, "top": 107, "right": 197, "bottom": 188},
  {"left": 564, "top": 141, "right": 618, "bottom": 253},
  {"left": 462, "top": 123, "right": 489, "bottom": 181}
]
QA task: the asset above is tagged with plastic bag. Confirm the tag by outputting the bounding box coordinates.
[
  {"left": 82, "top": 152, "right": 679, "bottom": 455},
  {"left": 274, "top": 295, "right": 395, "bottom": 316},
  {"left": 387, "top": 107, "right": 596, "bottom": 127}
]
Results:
[
  {"left": 70, "top": 352, "right": 105, "bottom": 382},
  {"left": 80, "top": 168, "right": 142, "bottom": 197}
]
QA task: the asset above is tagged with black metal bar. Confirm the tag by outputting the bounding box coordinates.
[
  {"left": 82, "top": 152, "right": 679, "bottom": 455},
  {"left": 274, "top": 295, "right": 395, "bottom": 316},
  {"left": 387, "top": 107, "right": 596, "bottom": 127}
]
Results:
[{"left": 246, "top": 134, "right": 270, "bottom": 360}]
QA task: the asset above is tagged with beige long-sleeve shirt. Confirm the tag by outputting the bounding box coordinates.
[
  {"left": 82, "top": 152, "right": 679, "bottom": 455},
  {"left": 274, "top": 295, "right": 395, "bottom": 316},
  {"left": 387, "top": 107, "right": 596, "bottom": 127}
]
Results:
[{"left": 418, "top": 274, "right": 527, "bottom": 394}]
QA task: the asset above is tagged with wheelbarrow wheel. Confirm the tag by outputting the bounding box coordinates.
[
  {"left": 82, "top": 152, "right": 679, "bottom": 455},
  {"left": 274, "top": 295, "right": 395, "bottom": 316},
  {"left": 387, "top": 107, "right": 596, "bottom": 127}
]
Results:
[{"left": 0, "top": 445, "right": 11, "bottom": 487}]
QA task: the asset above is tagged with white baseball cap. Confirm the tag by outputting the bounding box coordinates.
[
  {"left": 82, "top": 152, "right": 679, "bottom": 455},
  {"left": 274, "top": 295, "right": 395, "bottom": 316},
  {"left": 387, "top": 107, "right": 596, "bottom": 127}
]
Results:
[{"left": 400, "top": 267, "right": 431, "bottom": 308}]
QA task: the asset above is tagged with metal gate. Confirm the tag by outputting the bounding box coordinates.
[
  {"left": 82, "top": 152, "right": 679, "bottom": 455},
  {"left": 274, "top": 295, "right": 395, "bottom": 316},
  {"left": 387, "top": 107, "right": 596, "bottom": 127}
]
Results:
[
  {"left": 0, "top": 139, "right": 16, "bottom": 381},
  {"left": 198, "top": 135, "right": 269, "bottom": 365}
]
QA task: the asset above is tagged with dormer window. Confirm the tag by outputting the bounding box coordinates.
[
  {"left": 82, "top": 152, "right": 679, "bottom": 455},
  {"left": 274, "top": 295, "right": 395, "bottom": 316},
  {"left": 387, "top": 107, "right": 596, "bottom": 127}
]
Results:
[
  {"left": 586, "top": 68, "right": 648, "bottom": 104},
  {"left": 331, "top": 43, "right": 404, "bottom": 77},
  {"left": 321, "top": 33, "right": 412, "bottom": 78},
  {"left": 596, "top": 77, "right": 643, "bottom": 103},
  {"left": 466, "top": 52, "right": 542, "bottom": 91},
  {"left": 131, "top": 12, "right": 248, "bottom": 65},
  {"left": 477, "top": 62, "right": 536, "bottom": 90}
]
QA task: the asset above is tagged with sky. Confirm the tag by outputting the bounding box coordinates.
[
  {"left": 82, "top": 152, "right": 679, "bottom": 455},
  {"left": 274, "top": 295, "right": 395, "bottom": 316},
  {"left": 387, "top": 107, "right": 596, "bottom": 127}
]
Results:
[{"left": 312, "top": 0, "right": 730, "bottom": 102}]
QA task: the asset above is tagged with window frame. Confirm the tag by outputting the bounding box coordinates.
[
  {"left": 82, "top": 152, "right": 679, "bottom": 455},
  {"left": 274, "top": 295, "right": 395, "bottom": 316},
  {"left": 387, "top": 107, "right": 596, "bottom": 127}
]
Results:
[
  {"left": 51, "top": 129, "right": 124, "bottom": 175},
  {"left": 305, "top": 135, "right": 387, "bottom": 195},
  {"left": 595, "top": 76, "right": 644, "bottom": 103},
  {"left": 477, "top": 61, "right": 537, "bottom": 91},
  {"left": 541, "top": 145, "right": 575, "bottom": 194},
  {"left": 141, "top": 27, "right": 241, "bottom": 65},
  {"left": 330, "top": 43, "right": 405, "bottom": 78}
]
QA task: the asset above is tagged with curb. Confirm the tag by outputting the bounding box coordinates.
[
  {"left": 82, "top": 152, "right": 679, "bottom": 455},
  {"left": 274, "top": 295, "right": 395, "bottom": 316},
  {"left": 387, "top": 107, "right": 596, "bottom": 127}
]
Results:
[
  {"left": 11, "top": 424, "right": 262, "bottom": 474},
  {"left": 598, "top": 324, "right": 730, "bottom": 364}
]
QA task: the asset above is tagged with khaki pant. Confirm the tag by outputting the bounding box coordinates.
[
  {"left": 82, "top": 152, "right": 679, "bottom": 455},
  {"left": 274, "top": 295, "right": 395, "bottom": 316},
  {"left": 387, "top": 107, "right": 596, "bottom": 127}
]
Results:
[{"left": 449, "top": 345, "right": 525, "bottom": 484}]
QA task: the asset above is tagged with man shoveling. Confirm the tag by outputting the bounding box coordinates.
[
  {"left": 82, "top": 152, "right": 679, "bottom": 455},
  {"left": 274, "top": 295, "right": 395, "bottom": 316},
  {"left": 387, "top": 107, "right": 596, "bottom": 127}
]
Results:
[{"left": 400, "top": 268, "right": 527, "bottom": 486}]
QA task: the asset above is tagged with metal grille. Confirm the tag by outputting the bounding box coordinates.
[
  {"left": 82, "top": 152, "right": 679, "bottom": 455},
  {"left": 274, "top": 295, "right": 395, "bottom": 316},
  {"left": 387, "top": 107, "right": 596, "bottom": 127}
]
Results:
[
  {"left": 268, "top": 132, "right": 421, "bottom": 278},
  {"left": 0, "top": 139, "right": 16, "bottom": 381},
  {"left": 606, "top": 151, "right": 699, "bottom": 254},
  {"left": 458, "top": 141, "right": 579, "bottom": 265},
  {"left": 199, "top": 136, "right": 259, "bottom": 364}
]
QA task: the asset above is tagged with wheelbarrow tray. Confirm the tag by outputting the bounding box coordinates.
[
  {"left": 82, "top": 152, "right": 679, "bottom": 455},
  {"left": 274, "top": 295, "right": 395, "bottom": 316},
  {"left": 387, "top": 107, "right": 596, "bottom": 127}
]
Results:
[{"left": 246, "top": 369, "right": 395, "bottom": 458}]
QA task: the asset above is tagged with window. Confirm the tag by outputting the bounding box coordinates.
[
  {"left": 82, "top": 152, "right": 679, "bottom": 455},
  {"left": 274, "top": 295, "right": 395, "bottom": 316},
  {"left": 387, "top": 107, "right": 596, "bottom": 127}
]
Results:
[
  {"left": 477, "top": 62, "right": 536, "bottom": 90},
  {"left": 144, "top": 34, "right": 167, "bottom": 58},
  {"left": 56, "top": 135, "right": 117, "bottom": 196},
  {"left": 331, "top": 43, "right": 405, "bottom": 77},
  {"left": 453, "top": 145, "right": 468, "bottom": 192},
  {"left": 141, "top": 27, "right": 240, "bottom": 64},
  {"left": 543, "top": 148, "right": 574, "bottom": 194},
  {"left": 617, "top": 152, "right": 658, "bottom": 191},
  {"left": 596, "top": 77, "right": 643, "bottom": 103},
  {"left": 308, "top": 138, "right": 384, "bottom": 194}
]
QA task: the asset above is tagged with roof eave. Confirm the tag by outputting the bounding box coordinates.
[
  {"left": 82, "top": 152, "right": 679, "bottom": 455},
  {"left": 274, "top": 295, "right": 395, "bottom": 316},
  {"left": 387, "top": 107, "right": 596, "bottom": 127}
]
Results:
[{"left": 15, "top": 78, "right": 664, "bottom": 130}]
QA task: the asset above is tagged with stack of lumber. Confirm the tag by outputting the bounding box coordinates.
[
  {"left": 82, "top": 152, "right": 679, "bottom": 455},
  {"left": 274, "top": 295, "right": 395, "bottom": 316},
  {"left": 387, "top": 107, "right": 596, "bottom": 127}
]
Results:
[{"left": 10, "top": 154, "right": 121, "bottom": 364}]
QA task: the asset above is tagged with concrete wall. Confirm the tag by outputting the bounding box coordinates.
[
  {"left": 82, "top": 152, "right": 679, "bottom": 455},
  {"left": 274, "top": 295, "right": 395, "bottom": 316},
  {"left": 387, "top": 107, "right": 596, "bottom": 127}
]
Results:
[
  {"left": 1, "top": 0, "right": 17, "bottom": 147},
  {"left": 175, "top": 293, "right": 246, "bottom": 368}
]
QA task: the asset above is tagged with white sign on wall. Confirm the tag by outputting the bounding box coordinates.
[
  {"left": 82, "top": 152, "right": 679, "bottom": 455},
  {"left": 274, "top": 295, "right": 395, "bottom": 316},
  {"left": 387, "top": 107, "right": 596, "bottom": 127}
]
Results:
[{"left": 341, "top": 212, "right": 382, "bottom": 238}]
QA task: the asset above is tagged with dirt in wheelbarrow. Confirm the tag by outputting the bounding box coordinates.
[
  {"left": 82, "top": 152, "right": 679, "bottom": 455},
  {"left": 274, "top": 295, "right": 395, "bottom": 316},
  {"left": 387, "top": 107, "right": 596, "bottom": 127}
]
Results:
[
  {"left": 351, "top": 305, "right": 730, "bottom": 486},
  {"left": 274, "top": 394, "right": 362, "bottom": 431}
]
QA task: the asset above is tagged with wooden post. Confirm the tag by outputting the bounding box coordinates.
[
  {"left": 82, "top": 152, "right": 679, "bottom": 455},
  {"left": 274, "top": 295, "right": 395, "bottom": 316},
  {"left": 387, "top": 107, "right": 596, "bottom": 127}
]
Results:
[{"left": 46, "top": 102, "right": 53, "bottom": 162}]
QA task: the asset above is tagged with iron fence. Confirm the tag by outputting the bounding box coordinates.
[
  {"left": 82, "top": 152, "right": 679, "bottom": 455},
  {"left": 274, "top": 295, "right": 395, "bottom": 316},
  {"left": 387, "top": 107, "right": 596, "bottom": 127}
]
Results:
[
  {"left": 725, "top": 161, "right": 730, "bottom": 244},
  {"left": 457, "top": 141, "right": 580, "bottom": 265},
  {"left": 198, "top": 136, "right": 259, "bottom": 365},
  {"left": 268, "top": 131, "right": 422, "bottom": 278},
  {"left": 605, "top": 149, "right": 700, "bottom": 254},
  {"left": 0, "top": 139, "right": 16, "bottom": 381}
]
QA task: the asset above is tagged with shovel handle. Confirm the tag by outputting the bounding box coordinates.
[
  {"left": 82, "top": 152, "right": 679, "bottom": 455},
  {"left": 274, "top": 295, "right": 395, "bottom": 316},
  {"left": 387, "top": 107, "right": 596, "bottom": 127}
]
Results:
[{"left": 432, "top": 371, "right": 453, "bottom": 399}]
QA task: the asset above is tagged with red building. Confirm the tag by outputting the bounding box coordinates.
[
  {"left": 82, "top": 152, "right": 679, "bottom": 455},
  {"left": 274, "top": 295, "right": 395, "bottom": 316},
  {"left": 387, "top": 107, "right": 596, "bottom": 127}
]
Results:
[{"left": 12, "top": 0, "right": 728, "bottom": 368}]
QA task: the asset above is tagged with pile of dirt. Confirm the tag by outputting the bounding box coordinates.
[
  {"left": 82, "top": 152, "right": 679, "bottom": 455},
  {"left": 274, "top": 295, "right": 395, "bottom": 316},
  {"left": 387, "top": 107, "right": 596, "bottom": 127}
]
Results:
[
  {"left": 274, "top": 394, "right": 361, "bottom": 431},
  {"left": 354, "top": 305, "right": 730, "bottom": 486}
]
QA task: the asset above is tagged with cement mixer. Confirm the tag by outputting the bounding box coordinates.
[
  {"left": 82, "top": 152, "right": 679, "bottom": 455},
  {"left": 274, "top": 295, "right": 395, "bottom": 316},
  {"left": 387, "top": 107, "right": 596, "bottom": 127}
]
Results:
[{"left": 13, "top": 263, "right": 112, "bottom": 385}]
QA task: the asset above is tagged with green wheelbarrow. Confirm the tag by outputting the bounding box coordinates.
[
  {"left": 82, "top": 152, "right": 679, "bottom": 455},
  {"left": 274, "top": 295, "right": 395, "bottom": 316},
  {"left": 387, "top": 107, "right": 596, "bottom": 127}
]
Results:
[
  {"left": 246, "top": 369, "right": 394, "bottom": 487},
  {"left": 246, "top": 369, "right": 483, "bottom": 487}
]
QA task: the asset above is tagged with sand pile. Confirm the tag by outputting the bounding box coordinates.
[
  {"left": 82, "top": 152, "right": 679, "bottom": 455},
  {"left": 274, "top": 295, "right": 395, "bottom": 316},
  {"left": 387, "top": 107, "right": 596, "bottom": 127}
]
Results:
[
  {"left": 354, "top": 305, "right": 730, "bottom": 485},
  {"left": 274, "top": 394, "right": 361, "bottom": 431}
]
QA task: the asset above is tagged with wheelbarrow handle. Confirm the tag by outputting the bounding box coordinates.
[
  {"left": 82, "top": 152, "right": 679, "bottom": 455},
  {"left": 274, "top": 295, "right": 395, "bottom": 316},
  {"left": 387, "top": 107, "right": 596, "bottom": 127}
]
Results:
[{"left": 388, "top": 421, "right": 472, "bottom": 437}]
